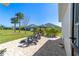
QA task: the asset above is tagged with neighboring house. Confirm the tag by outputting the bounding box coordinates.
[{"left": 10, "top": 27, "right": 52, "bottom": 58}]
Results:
[{"left": 58, "top": 3, "right": 79, "bottom": 56}]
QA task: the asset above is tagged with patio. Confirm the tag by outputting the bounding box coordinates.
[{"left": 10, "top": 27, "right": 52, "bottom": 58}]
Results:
[
  {"left": 33, "top": 38, "right": 66, "bottom": 56},
  {"left": 0, "top": 37, "right": 66, "bottom": 56}
]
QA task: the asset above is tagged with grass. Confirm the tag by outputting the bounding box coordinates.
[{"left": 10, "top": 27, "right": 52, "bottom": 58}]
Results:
[{"left": 0, "top": 30, "right": 33, "bottom": 44}]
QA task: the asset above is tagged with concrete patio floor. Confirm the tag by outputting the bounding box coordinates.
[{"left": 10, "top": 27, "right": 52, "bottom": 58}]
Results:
[
  {"left": 33, "top": 38, "right": 66, "bottom": 56},
  {"left": 0, "top": 37, "right": 48, "bottom": 56},
  {"left": 0, "top": 37, "right": 66, "bottom": 56}
]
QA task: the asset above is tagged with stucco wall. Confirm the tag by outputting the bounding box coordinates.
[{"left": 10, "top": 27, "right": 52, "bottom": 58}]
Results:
[{"left": 62, "top": 4, "right": 72, "bottom": 56}]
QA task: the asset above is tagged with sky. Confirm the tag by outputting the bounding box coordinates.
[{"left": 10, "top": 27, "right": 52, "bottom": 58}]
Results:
[{"left": 0, "top": 3, "right": 61, "bottom": 27}]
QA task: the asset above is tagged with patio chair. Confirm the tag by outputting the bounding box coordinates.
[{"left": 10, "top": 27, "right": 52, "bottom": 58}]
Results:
[
  {"left": 32, "top": 34, "right": 38, "bottom": 42},
  {"left": 37, "top": 32, "right": 41, "bottom": 39},
  {"left": 33, "top": 32, "right": 41, "bottom": 41},
  {"left": 0, "top": 48, "right": 7, "bottom": 56},
  {"left": 26, "top": 36, "right": 37, "bottom": 46},
  {"left": 19, "top": 39, "right": 26, "bottom": 43},
  {"left": 18, "top": 36, "right": 37, "bottom": 47}
]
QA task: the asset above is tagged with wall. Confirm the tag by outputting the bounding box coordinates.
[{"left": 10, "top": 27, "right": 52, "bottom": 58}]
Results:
[
  {"left": 58, "top": 3, "right": 68, "bottom": 22},
  {"left": 62, "top": 4, "right": 72, "bottom": 56}
]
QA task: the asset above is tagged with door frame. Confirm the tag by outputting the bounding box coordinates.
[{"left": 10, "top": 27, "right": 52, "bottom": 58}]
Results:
[{"left": 71, "top": 3, "right": 79, "bottom": 56}]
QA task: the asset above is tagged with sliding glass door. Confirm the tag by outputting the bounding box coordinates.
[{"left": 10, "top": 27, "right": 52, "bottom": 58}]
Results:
[{"left": 74, "top": 3, "right": 79, "bottom": 48}]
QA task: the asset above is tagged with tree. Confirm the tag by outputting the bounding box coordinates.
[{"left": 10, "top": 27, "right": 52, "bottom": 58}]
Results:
[
  {"left": 23, "top": 18, "right": 29, "bottom": 34},
  {"left": 16, "top": 12, "right": 24, "bottom": 32},
  {"left": 0, "top": 25, "right": 5, "bottom": 30},
  {"left": 11, "top": 17, "right": 18, "bottom": 32}
]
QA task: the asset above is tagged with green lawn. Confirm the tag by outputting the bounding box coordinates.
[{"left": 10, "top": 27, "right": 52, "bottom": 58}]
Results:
[{"left": 0, "top": 30, "right": 33, "bottom": 44}]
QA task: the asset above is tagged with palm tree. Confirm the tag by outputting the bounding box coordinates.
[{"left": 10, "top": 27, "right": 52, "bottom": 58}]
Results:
[
  {"left": 16, "top": 12, "right": 24, "bottom": 32},
  {"left": 11, "top": 17, "right": 18, "bottom": 32}
]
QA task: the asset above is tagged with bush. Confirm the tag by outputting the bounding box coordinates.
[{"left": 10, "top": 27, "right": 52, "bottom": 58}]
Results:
[{"left": 32, "top": 27, "right": 61, "bottom": 38}]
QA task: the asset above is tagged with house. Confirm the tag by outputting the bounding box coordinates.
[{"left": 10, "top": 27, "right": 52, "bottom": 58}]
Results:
[{"left": 58, "top": 3, "right": 79, "bottom": 56}]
